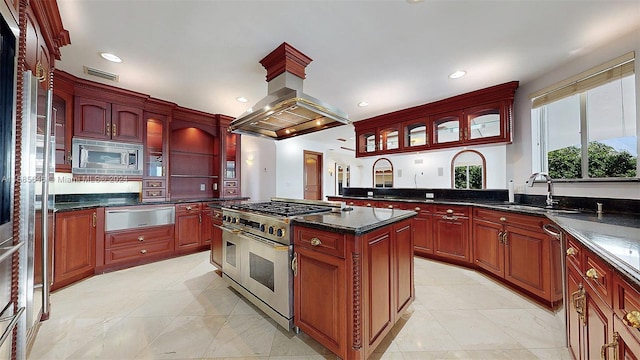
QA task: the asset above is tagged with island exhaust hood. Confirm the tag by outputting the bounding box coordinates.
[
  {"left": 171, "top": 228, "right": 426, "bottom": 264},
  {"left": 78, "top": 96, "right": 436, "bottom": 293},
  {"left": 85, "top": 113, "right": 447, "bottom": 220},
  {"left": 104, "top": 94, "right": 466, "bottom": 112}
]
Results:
[{"left": 230, "top": 43, "right": 350, "bottom": 140}]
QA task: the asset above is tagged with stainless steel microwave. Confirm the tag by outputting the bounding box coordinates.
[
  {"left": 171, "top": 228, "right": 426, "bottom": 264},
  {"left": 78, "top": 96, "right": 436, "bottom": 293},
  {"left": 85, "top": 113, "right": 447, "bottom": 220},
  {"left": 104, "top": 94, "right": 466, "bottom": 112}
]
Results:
[{"left": 72, "top": 138, "right": 143, "bottom": 176}]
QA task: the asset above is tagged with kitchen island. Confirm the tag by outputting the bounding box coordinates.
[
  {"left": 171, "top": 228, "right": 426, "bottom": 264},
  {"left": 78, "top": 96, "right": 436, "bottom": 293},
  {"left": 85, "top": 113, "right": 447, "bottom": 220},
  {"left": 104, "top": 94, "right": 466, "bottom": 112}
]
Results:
[{"left": 291, "top": 207, "right": 416, "bottom": 360}]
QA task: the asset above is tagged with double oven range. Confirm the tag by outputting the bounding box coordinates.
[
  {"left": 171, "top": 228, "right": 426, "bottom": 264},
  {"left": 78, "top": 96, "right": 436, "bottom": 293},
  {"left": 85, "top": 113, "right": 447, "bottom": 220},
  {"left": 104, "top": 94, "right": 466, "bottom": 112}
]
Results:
[{"left": 220, "top": 198, "right": 339, "bottom": 330}]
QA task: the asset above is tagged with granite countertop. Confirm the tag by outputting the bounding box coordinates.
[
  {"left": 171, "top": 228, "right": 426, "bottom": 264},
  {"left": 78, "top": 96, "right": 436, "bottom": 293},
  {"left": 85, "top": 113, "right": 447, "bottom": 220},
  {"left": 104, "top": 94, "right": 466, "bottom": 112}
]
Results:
[
  {"left": 53, "top": 196, "right": 250, "bottom": 212},
  {"left": 291, "top": 206, "right": 417, "bottom": 235}
]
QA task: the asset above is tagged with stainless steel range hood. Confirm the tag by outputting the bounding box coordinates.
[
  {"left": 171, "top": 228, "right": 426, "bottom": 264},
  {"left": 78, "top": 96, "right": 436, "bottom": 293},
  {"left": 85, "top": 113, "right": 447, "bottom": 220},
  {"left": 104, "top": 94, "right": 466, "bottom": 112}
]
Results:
[{"left": 230, "top": 43, "right": 350, "bottom": 140}]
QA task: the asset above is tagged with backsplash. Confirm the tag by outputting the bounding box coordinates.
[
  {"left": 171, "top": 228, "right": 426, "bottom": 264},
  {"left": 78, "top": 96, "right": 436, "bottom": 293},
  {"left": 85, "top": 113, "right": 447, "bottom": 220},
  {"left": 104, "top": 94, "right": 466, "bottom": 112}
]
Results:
[
  {"left": 516, "top": 194, "right": 640, "bottom": 215},
  {"left": 342, "top": 187, "right": 509, "bottom": 202}
]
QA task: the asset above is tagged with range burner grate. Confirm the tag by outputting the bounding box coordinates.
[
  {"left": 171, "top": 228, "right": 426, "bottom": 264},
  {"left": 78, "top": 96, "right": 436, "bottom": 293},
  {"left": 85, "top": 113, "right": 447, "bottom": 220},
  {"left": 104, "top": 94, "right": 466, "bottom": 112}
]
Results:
[{"left": 229, "top": 201, "right": 332, "bottom": 217}]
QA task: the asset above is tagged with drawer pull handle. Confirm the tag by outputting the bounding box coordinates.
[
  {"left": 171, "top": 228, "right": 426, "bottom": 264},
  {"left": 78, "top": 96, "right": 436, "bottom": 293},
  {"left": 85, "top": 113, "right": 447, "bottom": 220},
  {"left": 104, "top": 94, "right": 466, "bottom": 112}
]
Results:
[
  {"left": 624, "top": 311, "right": 640, "bottom": 328},
  {"left": 442, "top": 215, "right": 458, "bottom": 221},
  {"left": 92, "top": 212, "right": 97, "bottom": 228},
  {"left": 292, "top": 252, "right": 298, "bottom": 276},
  {"left": 366, "top": 203, "right": 371, "bottom": 207},
  {"left": 566, "top": 247, "right": 578, "bottom": 256},
  {"left": 388, "top": 205, "right": 394, "bottom": 209},
  {"left": 600, "top": 332, "right": 619, "bottom": 360},
  {"left": 349, "top": 202, "right": 354, "bottom": 205},
  {"left": 586, "top": 268, "right": 599, "bottom": 280},
  {"left": 140, "top": 249, "right": 147, "bottom": 254},
  {"left": 499, "top": 217, "right": 507, "bottom": 222},
  {"left": 112, "top": 123, "right": 117, "bottom": 136},
  {"left": 186, "top": 206, "right": 192, "bottom": 211},
  {"left": 310, "top": 238, "right": 322, "bottom": 247},
  {"left": 446, "top": 209, "right": 454, "bottom": 214},
  {"left": 414, "top": 207, "right": 421, "bottom": 211},
  {"left": 138, "top": 236, "right": 144, "bottom": 242}
]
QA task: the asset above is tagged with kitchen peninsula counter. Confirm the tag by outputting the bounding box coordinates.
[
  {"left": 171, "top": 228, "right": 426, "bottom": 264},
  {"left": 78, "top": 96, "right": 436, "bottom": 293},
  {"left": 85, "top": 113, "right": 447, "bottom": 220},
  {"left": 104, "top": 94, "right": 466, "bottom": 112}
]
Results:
[{"left": 51, "top": 195, "right": 249, "bottom": 212}]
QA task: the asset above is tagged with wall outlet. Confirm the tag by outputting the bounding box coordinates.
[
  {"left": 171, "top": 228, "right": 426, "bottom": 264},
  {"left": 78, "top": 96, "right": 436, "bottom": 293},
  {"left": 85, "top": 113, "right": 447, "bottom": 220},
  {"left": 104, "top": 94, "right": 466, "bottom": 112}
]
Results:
[
  {"left": 425, "top": 193, "right": 434, "bottom": 199},
  {"left": 367, "top": 191, "right": 374, "bottom": 198},
  {"left": 200, "top": 183, "right": 205, "bottom": 191}
]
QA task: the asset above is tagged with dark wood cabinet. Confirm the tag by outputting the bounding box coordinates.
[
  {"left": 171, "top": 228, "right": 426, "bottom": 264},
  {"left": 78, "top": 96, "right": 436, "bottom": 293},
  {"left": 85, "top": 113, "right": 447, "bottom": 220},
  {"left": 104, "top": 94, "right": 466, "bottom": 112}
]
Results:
[
  {"left": 103, "top": 224, "right": 174, "bottom": 268},
  {"left": 472, "top": 218, "right": 504, "bottom": 277},
  {"left": 293, "top": 219, "right": 414, "bottom": 360},
  {"left": 411, "top": 204, "right": 433, "bottom": 256},
  {"left": 52, "top": 71, "right": 74, "bottom": 172},
  {"left": 142, "top": 105, "right": 171, "bottom": 202},
  {"left": 74, "top": 96, "right": 143, "bottom": 143},
  {"left": 219, "top": 115, "right": 241, "bottom": 198},
  {"left": 354, "top": 81, "right": 518, "bottom": 157},
  {"left": 201, "top": 208, "right": 212, "bottom": 246},
  {"left": 175, "top": 203, "right": 203, "bottom": 252},
  {"left": 53, "top": 209, "right": 97, "bottom": 290},
  {"left": 432, "top": 205, "right": 470, "bottom": 263}
]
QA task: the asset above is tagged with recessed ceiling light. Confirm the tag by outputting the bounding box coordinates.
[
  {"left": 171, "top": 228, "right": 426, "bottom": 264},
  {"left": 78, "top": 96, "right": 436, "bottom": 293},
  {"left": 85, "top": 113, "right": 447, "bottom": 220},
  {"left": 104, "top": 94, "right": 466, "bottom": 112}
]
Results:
[
  {"left": 357, "top": 101, "right": 369, "bottom": 107},
  {"left": 99, "top": 52, "right": 122, "bottom": 63},
  {"left": 236, "top": 97, "right": 248, "bottom": 103},
  {"left": 406, "top": 0, "right": 424, "bottom": 3},
  {"left": 449, "top": 70, "right": 467, "bottom": 79}
]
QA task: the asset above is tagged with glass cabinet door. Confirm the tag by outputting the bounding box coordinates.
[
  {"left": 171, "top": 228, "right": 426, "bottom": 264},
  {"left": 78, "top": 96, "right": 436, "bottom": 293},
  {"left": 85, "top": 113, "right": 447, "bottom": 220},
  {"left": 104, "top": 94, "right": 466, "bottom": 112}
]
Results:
[
  {"left": 432, "top": 112, "right": 462, "bottom": 145},
  {"left": 146, "top": 118, "right": 164, "bottom": 177},
  {"left": 404, "top": 121, "right": 428, "bottom": 148},
  {"left": 358, "top": 130, "right": 377, "bottom": 154},
  {"left": 466, "top": 104, "right": 502, "bottom": 141},
  {"left": 379, "top": 126, "right": 399, "bottom": 151},
  {"left": 224, "top": 132, "right": 238, "bottom": 179}
]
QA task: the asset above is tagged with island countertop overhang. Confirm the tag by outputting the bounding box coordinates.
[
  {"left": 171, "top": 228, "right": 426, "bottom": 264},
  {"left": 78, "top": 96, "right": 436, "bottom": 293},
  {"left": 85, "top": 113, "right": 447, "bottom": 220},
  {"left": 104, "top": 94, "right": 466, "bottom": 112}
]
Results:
[{"left": 291, "top": 206, "right": 417, "bottom": 235}]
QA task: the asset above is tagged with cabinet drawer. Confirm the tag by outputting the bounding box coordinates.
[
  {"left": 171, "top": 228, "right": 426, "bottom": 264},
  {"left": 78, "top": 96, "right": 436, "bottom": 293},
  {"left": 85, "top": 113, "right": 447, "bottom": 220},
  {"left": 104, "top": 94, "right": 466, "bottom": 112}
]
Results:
[
  {"left": 566, "top": 236, "right": 583, "bottom": 270},
  {"left": 176, "top": 203, "right": 201, "bottom": 213},
  {"left": 295, "top": 227, "right": 346, "bottom": 259},
  {"left": 434, "top": 205, "right": 469, "bottom": 217},
  {"left": 614, "top": 275, "right": 640, "bottom": 339},
  {"left": 143, "top": 179, "right": 165, "bottom": 189},
  {"left": 105, "top": 225, "right": 174, "bottom": 248},
  {"left": 142, "top": 188, "right": 165, "bottom": 199},
  {"left": 473, "top": 208, "right": 544, "bottom": 230},
  {"left": 584, "top": 251, "right": 613, "bottom": 308},
  {"left": 224, "top": 188, "right": 239, "bottom": 196},
  {"left": 224, "top": 180, "right": 238, "bottom": 187},
  {"left": 104, "top": 239, "right": 174, "bottom": 265}
]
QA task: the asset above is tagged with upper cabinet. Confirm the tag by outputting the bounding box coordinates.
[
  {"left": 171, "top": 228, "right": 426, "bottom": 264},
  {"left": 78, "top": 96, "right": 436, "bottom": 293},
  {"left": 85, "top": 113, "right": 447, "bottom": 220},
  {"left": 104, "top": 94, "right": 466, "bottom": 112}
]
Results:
[
  {"left": 74, "top": 97, "right": 143, "bottom": 143},
  {"left": 141, "top": 98, "right": 174, "bottom": 202},
  {"left": 218, "top": 115, "right": 241, "bottom": 198},
  {"left": 354, "top": 81, "right": 518, "bottom": 157}
]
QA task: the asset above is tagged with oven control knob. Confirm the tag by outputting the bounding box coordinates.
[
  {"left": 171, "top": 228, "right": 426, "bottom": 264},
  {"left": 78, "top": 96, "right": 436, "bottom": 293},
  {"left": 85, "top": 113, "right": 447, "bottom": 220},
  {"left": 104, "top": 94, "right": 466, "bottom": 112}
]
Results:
[
  {"left": 222, "top": 215, "right": 228, "bottom": 222},
  {"left": 276, "top": 228, "right": 285, "bottom": 238},
  {"left": 232, "top": 217, "right": 238, "bottom": 224},
  {"left": 268, "top": 226, "right": 275, "bottom": 235},
  {"left": 260, "top": 224, "right": 266, "bottom": 233}
]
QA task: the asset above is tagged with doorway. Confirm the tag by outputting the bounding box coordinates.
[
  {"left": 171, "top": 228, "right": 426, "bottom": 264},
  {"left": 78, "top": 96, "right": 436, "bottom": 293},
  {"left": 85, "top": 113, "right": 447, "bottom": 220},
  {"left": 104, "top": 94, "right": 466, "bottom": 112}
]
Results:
[{"left": 303, "top": 150, "right": 322, "bottom": 200}]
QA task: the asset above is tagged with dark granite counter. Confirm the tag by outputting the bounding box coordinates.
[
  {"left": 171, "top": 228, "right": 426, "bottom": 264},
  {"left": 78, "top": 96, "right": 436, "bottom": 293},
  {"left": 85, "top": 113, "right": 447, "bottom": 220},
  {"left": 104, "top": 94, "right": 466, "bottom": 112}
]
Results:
[
  {"left": 291, "top": 206, "right": 417, "bottom": 235},
  {"left": 52, "top": 195, "right": 249, "bottom": 212}
]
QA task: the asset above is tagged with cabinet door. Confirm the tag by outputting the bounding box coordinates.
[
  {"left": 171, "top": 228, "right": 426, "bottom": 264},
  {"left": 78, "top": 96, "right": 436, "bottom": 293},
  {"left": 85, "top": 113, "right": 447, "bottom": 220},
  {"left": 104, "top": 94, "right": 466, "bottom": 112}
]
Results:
[
  {"left": 366, "top": 229, "right": 393, "bottom": 347},
  {"left": 615, "top": 315, "right": 640, "bottom": 360},
  {"left": 52, "top": 91, "right": 73, "bottom": 172},
  {"left": 175, "top": 213, "right": 201, "bottom": 251},
  {"left": 585, "top": 285, "right": 613, "bottom": 360},
  {"left": 431, "top": 110, "right": 463, "bottom": 147},
  {"left": 394, "top": 222, "right": 414, "bottom": 317},
  {"left": 74, "top": 96, "right": 111, "bottom": 140},
  {"left": 53, "top": 209, "right": 96, "bottom": 289},
  {"left": 472, "top": 220, "right": 504, "bottom": 277},
  {"left": 357, "top": 128, "right": 377, "bottom": 156},
  {"left": 413, "top": 208, "right": 433, "bottom": 255},
  {"left": 566, "top": 266, "right": 585, "bottom": 360},
  {"left": 433, "top": 215, "right": 470, "bottom": 263},
  {"left": 464, "top": 102, "right": 506, "bottom": 144},
  {"left": 201, "top": 209, "right": 212, "bottom": 246},
  {"left": 503, "top": 225, "right": 549, "bottom": 298},
  {"left": 111, "top": 103, "right": 143, "bottom": 143},
  {"left": 294, "top": 248, "right": 346, "bottom": 359}
]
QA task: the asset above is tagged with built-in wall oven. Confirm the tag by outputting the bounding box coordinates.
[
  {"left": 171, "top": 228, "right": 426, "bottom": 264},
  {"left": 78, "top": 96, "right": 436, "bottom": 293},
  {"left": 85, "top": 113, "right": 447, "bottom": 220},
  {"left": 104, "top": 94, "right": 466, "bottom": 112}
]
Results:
[{"left": 219, "top": 198, "right": 338, "bottom": 331}]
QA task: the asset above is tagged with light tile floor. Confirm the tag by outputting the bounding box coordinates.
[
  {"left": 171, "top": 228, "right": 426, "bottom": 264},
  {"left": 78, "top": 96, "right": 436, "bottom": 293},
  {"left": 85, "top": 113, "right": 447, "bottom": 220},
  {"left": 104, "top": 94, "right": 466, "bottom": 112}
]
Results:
[{"left": 29, "top": 252, "right": 571, "bottom": 359}]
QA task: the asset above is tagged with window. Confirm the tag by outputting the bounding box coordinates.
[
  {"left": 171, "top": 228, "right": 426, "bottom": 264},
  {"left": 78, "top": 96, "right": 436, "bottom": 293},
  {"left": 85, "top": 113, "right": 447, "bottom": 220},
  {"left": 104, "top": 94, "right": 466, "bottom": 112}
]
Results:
[{"left": 531, "top": 53, "right": 637, "bottom": 180}]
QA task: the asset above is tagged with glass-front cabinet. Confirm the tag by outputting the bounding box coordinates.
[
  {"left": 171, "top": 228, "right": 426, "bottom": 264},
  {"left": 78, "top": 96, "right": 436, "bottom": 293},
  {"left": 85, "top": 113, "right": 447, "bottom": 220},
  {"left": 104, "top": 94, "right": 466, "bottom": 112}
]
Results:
[
  {"left": 221, "top": 130, "right": 240, "bottom": 197},
  {"left": 142, "top": 112, "right": 168, "bottom": 202},
  {"left": 353, "top": 81, "right": 518, "bottom": 157}
]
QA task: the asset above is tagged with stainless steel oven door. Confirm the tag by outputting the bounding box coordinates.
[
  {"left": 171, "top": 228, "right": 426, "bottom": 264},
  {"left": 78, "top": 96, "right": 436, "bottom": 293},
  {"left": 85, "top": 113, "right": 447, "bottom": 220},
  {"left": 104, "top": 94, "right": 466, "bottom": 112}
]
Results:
[
  {"left": 241, "top": 233, "right": 292, "bottom": 318},
  {"left": 221, "top": 227, "right": 242, "bottom": 283}
]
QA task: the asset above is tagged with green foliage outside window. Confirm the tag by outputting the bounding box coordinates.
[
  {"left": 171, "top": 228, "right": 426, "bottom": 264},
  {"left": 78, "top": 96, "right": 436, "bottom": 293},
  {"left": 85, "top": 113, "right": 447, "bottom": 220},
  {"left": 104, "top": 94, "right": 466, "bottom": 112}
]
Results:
[
  {"left": 454, "top": 165, "right": 483, "bottom": 189},
  {"left": 548, "top": 141, "right": 637, "bottom": 179}
]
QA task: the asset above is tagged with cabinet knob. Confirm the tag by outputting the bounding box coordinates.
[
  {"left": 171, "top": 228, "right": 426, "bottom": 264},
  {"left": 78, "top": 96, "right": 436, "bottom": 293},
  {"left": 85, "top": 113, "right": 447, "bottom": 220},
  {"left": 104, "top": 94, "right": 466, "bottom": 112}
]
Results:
[
  {"left": 138, "top": 236, "right": 144, "bottom": 242},
  {"left": 186, "top": 206, "right": 192, "bottom": 211},
  {"left": 586, "top": 268, "right": 599, "bottom": 279},
  {"left": 140, "top": 249, "right": 147, "bottom": 254},
  {"left": 310, "top": 237, "right": 322, "bottom": 247},
  {"left": 388, "top": 205, "right": 394, "bottom": 209},
  {"left": 624, "top": 311, "right": 640, "bottom": 328},
  {"left": 566, "top": 247, "right": 578, "bottom": 256},
  {"left": 499, "top": 217, "right": 507, "bottom": 222},
  {"left": 446, "top": 209, "right": 454, "bottom": 214},
  {"left": 414, "top": 207, "right": 421, "bottom": 211},
  {"left": 349, "top": 202, "right": 354, "bottom": 206},
  {"left": 112, "top": 123, "right": 117, "bottom": 136},
  {"left": 366, "top": 203, "right": 371, "bottom": 207}
]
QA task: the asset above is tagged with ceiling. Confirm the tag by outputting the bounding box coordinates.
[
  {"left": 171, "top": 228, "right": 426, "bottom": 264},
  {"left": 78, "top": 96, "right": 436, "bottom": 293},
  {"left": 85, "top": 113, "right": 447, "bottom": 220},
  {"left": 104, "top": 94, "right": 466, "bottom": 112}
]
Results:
[{"left": 56, "top": 0, "right": 640, "bottom": 147}]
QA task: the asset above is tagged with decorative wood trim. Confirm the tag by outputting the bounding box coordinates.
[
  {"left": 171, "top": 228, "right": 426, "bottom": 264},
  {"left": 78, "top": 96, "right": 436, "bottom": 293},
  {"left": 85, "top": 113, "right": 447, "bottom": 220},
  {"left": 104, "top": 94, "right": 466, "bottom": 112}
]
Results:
[
  {"left": 259, "top": 42, "right": 313, "bottom": 81},
  {"left": 144, "top": 97, "right": 177, "bottom": 115},
  {"left": 352, "top": 251, "right": 362, "bottom": 350},
  {"left": 28, "top": 0, "right": 70, "bottom": 60}
]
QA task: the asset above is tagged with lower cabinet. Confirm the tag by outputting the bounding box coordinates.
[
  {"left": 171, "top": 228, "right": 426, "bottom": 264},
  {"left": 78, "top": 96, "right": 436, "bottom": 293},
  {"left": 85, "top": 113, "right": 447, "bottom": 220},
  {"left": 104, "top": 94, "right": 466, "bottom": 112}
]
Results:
[
  {"left": 53, "top": 209, "right": 97, "bottom": 290},
  {"left": 412, "top": 204, "right": 433, "bottom": 256},
  {"left": 432, "top": 205, "right": 470, "bottom": 263},
  {"left": 104, "top": 225, "right": 174, "bottom": 267},
  {"left": 293, "top": 219, "right": 414, "bottom": 360},
  {"left": 175, "top": 203, "right": 202, "bottom": 251}
]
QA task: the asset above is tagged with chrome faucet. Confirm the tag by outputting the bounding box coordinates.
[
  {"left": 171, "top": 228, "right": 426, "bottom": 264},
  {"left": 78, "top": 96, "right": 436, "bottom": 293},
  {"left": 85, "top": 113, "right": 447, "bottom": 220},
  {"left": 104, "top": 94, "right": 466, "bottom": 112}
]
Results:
[{"left": 527, "top": 172, "right": 557, "bottom": 208}]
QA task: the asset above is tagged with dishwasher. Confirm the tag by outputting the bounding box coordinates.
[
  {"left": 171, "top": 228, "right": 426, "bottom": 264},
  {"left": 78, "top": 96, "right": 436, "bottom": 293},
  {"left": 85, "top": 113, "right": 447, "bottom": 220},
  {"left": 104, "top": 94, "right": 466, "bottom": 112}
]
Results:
[{"left": 105, "top": 206, "right": 175, "bottom": 232}]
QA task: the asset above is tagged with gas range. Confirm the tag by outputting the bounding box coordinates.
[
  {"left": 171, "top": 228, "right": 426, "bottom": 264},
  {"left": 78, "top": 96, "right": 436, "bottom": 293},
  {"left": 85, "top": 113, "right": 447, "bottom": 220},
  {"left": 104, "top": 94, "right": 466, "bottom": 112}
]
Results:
[{"left": 221, "top": 198, "right": 339, "bottom": 244}]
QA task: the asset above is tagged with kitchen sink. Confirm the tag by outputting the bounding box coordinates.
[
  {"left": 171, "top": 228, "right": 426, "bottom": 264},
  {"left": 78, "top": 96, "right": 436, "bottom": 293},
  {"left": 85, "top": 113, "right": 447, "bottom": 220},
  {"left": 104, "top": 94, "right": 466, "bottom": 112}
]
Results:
[{"left": 499, "top": 204, "right": 581, "bottom": 215}]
